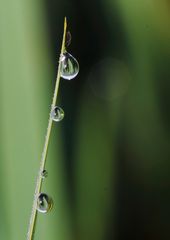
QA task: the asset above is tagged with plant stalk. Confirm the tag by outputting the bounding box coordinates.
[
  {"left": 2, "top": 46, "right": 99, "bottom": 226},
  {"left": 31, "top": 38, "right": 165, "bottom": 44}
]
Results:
[{"left": 27, "top": 17, "right": 67, "bottom": 240}]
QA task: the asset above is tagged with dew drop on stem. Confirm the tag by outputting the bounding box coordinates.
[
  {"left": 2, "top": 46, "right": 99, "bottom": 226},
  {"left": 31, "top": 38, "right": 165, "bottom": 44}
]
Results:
[
  {"left": 60, "top": 52, "right": 79, "bottom": 80},
  {"left": 41, "top": 170, "right": 48, "bottom": 179},
  {"left": 37, "top": 193, "right": 53, "bottom": 214},
  {"left": 50, "top": 106, "right": 64, "bottom": 122}
]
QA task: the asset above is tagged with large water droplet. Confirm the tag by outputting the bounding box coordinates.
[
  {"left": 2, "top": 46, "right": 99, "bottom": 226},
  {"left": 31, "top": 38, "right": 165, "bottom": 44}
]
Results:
[
  {"left": 37, "top": 193, "right": 53, "bottom": 213},
  {"left": 51, "top": 106, "right": 64, "bottom": 122},
  {"left": 60, "top": 52, "right": 79, "bottom": 80},
  {"left": 41, "top": 169, "right": 48, "bottom": 179}
]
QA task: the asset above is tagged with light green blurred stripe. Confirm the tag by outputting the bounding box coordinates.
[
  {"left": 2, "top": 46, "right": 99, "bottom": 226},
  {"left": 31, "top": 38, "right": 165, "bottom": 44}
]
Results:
[{"left": 0, "top": 0, "right": 71, "bottom": 239}]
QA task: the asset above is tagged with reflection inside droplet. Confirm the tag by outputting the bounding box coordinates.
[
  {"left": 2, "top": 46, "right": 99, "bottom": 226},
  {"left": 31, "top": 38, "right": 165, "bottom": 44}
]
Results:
[
  {"left": 60, "top": 52, "right": 79, "bottom": 80},
  {"left": 37, "top": 193, "right": 53, "bottom": 214},
  {"left": 51, "top": 106, "right": 64, "bottom": 122},
  {"left": 41, "top": 170, "right": 48, "bottom": 179}
]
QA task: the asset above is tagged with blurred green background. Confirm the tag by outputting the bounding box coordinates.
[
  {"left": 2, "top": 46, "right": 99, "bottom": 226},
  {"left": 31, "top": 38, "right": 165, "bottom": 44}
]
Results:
[{"left": 0, "top": 0, "right": 170, "bottom": 239}]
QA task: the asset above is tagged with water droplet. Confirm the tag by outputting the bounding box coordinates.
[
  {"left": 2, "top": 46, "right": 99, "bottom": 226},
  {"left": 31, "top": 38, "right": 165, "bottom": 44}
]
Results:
[
  {"left": 37, "top": 193, "right": 53, "bottom": 213},
  {"left": 60, "top": 52, "right": 79, "bottom": 80},
  {"left": 41, "top": 170, "right": 48, "bottom": 179},
  {"left": 66, "top": 31, "right": 72, "bottom": 47},
  {"left": 51, "top": 106, "right": 64, "bottom": 122}
]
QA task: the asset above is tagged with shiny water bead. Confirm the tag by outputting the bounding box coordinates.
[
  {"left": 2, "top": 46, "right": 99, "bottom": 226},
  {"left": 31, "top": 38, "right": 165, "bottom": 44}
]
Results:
[
  {"left": 37, "top": 193, "right": 53, "bottom": 214},
  {"left": 41, "top": 169, "right": 48, "bottom": 179},
  {"left": 51, "top": 106, "right": 64, "bottom": 122},
  {"left": 60, "top": 52, "right": 79, "bottom": 80}
]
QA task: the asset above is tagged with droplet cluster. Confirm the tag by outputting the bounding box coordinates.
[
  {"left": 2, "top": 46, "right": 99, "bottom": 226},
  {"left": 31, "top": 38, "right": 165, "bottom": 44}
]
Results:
[
  {"left": 37, "top": 30, "right": 79, "bottom": 215},
  {"left": 51, "top": 31, "right": 79, "bottom": 123}
]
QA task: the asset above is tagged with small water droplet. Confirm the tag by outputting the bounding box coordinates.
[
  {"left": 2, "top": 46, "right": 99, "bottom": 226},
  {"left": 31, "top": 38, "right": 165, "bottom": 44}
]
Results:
[
  {"left": 37, "top": 193, "right": 53, "bottom": 213},
  {"left": 60, "top": 52, "right": 79, "bottom": 80},
  {"left": 66, "top": 31, "right": 72, "bottom": 47},
  {"left": 51, "top": 106, "right": 64, "bottom": 122},
  {"left": 41, "top": 170, "right": 48, "bottom": 178}
]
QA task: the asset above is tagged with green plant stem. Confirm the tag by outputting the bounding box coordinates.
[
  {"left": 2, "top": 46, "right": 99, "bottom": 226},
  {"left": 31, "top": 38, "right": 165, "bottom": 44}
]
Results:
[{"left": 27, "top": 17, "right": 67, "bottom": 240}]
